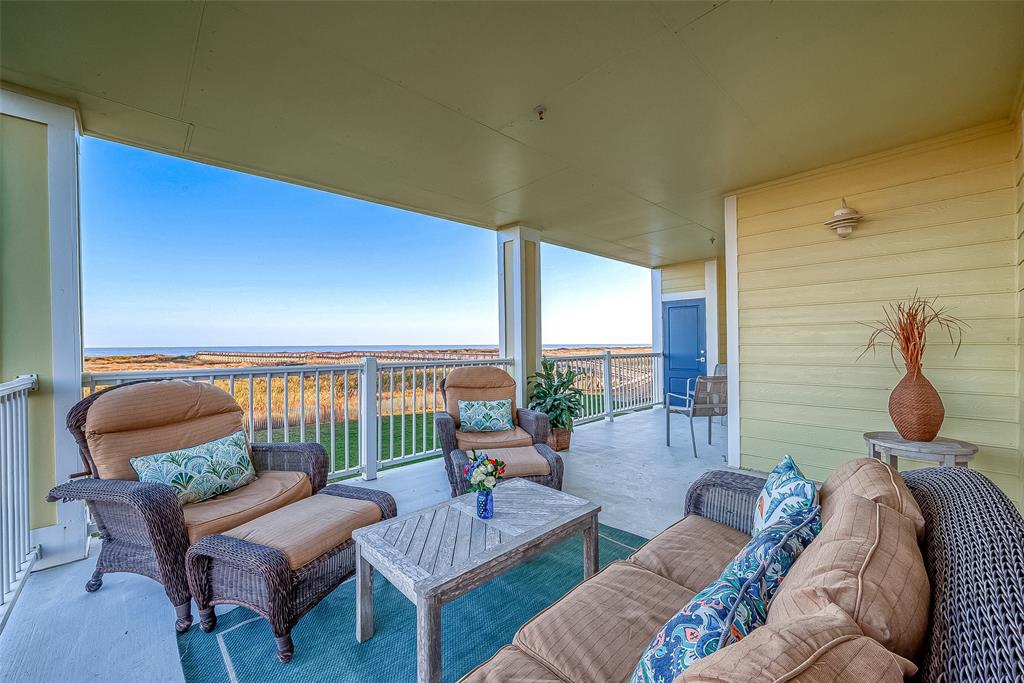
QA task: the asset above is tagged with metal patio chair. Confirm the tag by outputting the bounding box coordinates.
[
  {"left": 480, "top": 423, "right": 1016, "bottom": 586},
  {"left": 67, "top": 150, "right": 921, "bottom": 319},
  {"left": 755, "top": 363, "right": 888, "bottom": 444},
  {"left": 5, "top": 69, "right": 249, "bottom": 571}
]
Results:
[{"left": 666, "top": 375, "right": 727, "bottom": 459}]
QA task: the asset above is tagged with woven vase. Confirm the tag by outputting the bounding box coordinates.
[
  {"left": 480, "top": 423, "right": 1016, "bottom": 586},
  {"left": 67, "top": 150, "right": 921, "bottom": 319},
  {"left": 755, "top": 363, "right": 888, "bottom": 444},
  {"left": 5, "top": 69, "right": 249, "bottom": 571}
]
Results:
[{"left": 888, "top": 371, "right": 944, "bottom": 442}]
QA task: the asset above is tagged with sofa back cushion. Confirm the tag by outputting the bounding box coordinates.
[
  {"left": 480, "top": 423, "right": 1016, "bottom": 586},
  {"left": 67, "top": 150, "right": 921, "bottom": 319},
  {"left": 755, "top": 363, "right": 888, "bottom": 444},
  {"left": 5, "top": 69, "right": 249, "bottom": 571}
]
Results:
[
  {"left": 84, "top": 380, "right": 245, "bottom": 480},
  {"left": 443, "top": 366, "right": 517, "bottom": 428},
  {"left": 766, "top": 494, "right": 929, "bottom": 661},
  {"left": 680, "top": 604, "right": 916, "bottom": 682},
  {"left": 820, "top": 458, "right": 925, "bottom": 539}
]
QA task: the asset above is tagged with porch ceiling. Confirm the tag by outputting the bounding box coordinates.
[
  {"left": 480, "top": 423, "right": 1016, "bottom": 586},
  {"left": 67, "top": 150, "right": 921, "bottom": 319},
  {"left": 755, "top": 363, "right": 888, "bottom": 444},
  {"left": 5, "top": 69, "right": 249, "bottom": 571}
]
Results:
[{"left": 3, "top": 1, "right": 1023, "bottom": 267}]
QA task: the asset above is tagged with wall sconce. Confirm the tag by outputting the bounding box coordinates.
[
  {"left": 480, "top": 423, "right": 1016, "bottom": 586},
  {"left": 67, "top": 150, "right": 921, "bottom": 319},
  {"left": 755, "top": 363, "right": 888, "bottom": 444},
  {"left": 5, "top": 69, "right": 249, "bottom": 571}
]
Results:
[{"left": 824, "top": 198, "right": 862, "bottom": 238}]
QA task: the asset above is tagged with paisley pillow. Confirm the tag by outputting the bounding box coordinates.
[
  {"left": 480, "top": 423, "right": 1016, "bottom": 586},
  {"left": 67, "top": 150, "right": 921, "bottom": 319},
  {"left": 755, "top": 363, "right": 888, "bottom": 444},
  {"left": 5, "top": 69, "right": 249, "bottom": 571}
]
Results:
[
  {"left": 631, "top": 504, "right": 822, "bottom": 682},
  {"left": 458, "top": 399, "right": 514, "bottom": 432},
  {"left": 753, "top": 454, "right": 817, "bottom": 534},
  {"left": 130, "top": 430, "right": 256, "bottom": 505}
]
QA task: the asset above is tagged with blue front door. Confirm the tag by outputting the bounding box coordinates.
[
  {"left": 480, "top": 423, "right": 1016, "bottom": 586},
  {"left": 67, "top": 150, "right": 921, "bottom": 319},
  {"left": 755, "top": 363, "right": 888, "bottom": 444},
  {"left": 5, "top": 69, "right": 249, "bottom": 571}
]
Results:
[{"left": 663, "top": 299, "right": 707, "bottom": 406}]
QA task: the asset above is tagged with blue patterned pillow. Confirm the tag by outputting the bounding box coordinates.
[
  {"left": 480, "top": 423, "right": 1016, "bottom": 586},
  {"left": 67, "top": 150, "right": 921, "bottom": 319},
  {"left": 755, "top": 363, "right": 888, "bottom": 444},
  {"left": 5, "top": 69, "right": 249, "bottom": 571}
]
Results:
[
  {"left": 458, "top": 399, "right": 514, "bottom": 432},
  {"left": 130, "top": 430, "right": 257, "bottom": 505},
  {"left": 631, "top": 505, "right": 822, "bottom": 682},
  {"left": 753, "top": 454, "right": 817, "bottom": 535}
]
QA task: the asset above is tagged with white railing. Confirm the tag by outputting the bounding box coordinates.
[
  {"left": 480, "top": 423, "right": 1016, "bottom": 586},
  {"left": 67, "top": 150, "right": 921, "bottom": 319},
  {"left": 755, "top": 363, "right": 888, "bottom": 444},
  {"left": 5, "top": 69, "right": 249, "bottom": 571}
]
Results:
[
  {"left": 83, "top": 357, "right": 514, "bottom": 480},
  {"left": 544, "top": 351, "right": 661, "bottom": 424},
  {"left": 0, "top": 374, "right": 40, "bottom": 633}
]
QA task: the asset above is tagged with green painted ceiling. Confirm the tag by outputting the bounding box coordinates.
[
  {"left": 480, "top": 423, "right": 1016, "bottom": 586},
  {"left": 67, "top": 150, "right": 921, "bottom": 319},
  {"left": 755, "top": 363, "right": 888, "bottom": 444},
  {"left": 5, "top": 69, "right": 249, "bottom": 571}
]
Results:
[{"left": 3, "top": 1, "right": 1023, "bottom": 267}]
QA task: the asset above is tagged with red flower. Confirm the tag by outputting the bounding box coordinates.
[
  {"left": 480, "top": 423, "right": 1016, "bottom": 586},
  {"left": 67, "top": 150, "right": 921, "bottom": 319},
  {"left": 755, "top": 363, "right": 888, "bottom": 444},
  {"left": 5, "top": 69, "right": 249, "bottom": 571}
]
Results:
[
  {"left": 463, "top": 466, "right": 469, "bottom": 474},
  {"left": 489, "top": 459, "right": 496, "bottom": 465},
  {"left": 499, "top": 467, "right": 506, "bottom": 474}
]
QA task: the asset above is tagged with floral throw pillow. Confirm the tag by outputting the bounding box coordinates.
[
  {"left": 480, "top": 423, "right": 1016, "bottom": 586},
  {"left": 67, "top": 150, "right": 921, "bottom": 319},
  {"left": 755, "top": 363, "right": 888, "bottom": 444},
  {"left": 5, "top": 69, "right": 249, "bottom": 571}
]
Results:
[
  {"left": 130, "top": 430, "right": 257, "bottom": 505},
  {"left": 630, "top": 504, "right": 822, "bottom": 682},
  {"left": 458, "top": 399, "right": 514, "bottom": 432},
  {"left": 752, "top": 454, "right": 817, "bottom": 535}
]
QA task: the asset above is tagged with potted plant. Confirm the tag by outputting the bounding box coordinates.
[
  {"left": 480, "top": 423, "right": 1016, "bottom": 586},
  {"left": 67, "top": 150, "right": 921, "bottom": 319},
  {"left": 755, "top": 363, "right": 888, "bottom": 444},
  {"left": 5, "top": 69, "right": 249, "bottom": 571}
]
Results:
[
  {"left": 463, "top": 450, "right": 505, "bottom": 519},
  {"left": 860, "top": 293, "right": 966, "bottom": 441},
  {"left": 528, "top": 360, "right": 584, "bottom": 451}
]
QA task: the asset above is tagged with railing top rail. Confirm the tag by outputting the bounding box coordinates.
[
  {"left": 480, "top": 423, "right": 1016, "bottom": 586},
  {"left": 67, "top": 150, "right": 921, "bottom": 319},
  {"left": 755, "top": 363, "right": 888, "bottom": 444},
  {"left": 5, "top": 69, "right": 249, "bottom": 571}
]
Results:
[
  {"left": 0, "top": 375, "right": 38, "bottom": 396},
  {"left": 83, "top": 363, "right": 362, "bottom": 384},
  {"left": 375, "top": 357, "right": 513, "bottom": 370},
  {"left": 544, "top": 352, "right": 660, "bottom": 362}
]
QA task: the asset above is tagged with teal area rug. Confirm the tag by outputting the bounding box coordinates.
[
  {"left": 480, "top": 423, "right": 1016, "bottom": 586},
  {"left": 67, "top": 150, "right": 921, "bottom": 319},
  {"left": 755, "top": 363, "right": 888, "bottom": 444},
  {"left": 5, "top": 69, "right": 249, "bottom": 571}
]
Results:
[{"left": 178, "top": 524, "right": 646, "bottom": 682}]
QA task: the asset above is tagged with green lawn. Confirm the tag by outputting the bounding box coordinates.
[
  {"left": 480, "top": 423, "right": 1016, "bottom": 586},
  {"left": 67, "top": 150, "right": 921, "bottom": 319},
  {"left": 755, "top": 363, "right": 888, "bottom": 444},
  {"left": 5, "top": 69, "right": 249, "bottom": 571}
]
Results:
[{"left": 252, "top": 411, "right": 439, "bottom": 472}]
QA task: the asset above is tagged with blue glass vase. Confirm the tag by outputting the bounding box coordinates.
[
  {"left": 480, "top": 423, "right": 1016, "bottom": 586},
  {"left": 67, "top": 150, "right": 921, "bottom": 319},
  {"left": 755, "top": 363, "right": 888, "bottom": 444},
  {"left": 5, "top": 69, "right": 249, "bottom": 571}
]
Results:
[{"left": 476, "top": 489, "right": 494, "bottom": 519}]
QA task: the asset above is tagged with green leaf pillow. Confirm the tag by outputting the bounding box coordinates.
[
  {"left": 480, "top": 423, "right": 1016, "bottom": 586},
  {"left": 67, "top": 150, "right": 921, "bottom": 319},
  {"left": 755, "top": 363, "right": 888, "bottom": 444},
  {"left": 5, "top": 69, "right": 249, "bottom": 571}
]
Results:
[
  {"left": 458, "top": 399, "right": 514, "bottom": 432},
  {"left": 130, "top": 430, "right": 257, "bottom": 505}
]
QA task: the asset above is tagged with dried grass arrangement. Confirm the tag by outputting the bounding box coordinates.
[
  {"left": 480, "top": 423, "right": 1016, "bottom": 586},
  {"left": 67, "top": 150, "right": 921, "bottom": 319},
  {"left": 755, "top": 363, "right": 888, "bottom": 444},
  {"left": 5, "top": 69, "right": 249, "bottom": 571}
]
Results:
[{"left": 861, "top": 293, "right": 967, "bottom": 442}]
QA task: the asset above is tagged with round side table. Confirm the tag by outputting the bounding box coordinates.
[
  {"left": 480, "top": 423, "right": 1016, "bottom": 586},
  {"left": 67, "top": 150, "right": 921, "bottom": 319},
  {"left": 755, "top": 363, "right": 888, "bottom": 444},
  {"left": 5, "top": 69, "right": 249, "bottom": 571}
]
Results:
[{"left": 863, "top": 431, "right": 978, "bottom": 470}]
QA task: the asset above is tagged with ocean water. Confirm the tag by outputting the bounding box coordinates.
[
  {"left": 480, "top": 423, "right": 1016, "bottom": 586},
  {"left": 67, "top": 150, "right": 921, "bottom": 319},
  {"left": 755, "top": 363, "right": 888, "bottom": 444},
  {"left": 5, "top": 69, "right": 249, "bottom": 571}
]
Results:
[{"left": 84, "top": 344, "right": 649, "bottom": 357}]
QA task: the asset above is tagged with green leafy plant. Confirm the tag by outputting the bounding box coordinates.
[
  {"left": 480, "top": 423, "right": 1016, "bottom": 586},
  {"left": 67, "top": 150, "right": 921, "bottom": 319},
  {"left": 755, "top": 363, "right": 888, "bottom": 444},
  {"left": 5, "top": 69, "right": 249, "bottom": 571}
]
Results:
[{"left": 528, "top": 360, "right": 584, "bottom": 431}]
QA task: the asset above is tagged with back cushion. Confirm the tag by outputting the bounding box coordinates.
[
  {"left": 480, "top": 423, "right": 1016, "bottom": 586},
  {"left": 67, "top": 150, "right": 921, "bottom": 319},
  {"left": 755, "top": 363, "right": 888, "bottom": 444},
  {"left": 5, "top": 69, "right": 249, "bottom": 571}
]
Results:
[
  {"left": 820, "top": 458, "right": 925, "bottom": 539},
  {"left": 680, "top": 604, "right": 915, "bottom": 682},
  {"left": 766, "top": 494, "right": 929, "bottom": 661},
  {"left": 443, "top": 366, "right": 517, "bottom": 427},
  {"left": 84, "top": 380, "right": 245, "bottom": 480}
]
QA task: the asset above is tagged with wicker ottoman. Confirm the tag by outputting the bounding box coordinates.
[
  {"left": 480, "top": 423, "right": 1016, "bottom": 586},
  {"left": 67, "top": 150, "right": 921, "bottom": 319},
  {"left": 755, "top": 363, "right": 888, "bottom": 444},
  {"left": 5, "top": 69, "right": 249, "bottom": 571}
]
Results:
[
  {"left": 444, "top": 444, "right": 564, "bottom": 497},
  {"left": 185, "top": 483, "right": 397, "bottom": 662}
]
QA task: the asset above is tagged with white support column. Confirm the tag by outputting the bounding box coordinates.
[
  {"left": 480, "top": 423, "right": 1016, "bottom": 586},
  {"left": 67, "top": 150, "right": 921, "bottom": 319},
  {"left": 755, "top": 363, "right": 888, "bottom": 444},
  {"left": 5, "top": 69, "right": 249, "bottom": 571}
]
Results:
[
  {"left": 497, "top": 225, "right": 542, "bottom": 407},
  {"left": 704, "top": 259, "right": 720, "bottom": 374},
  {"left": 359, "top": 357, "right": 378, "bottom": 481},
  {"left": 650, "top": 269, "right": 664, "bottom": 406},
  {"left": 724, "top": 196, "right": 741, "bottom": 469}
]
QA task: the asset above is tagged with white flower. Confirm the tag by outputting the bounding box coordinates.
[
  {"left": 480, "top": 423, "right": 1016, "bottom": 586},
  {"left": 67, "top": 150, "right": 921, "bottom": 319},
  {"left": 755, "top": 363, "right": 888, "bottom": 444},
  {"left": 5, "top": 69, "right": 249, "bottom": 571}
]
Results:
[
  {"left": 471, "top": 469, "right": 485, "bottom": 484},
  {"left": 484, "top": 476, "right": 496, "bottom": 488}
]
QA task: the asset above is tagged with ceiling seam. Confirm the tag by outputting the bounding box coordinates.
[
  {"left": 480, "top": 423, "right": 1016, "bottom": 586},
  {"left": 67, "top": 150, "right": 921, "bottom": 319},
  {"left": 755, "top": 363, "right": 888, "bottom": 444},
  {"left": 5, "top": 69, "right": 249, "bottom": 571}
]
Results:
[{"left": 176, "top": 1, "right": 207, "bottom": 122}]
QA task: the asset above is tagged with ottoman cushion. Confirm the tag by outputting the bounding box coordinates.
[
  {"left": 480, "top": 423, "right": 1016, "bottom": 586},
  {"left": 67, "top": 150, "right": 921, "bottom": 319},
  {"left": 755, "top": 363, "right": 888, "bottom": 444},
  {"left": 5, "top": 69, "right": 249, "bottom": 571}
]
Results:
[
  {"left": 483, "top": 446, "right": 551, "bottom": 477},
  {"left": 224, "top": 492, "right": 382, "bottom": 569}
]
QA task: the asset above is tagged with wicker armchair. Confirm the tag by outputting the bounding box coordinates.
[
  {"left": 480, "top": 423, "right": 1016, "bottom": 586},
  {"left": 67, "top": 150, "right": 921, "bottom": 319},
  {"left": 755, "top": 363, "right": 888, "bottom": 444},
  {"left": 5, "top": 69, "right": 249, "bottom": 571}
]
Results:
[
  {"left": 434, "top": 366, "right": 563, "bottom": 497},
  {"left": 47, "top": 379, "right": 329, "bottom": 633}
]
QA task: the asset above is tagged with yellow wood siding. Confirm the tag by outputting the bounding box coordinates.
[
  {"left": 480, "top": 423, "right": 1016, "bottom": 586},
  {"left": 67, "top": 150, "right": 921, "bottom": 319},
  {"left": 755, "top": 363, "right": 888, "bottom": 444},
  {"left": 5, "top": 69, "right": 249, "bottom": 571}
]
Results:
[
  {"left": 661, "top": 260, "right": 705, "bottom": 293},
  {"left": 735, "top": 122, "right": 1022, "bottom": 505}
]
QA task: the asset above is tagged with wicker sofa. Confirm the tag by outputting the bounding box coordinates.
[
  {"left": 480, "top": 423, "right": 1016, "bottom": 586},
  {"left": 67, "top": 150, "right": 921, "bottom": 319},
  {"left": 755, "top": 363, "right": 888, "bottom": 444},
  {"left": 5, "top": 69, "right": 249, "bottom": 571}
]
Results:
[
  {"left": 435, "top": 366, "right": 563, "bottom": 497},
  {"left": 462, "top": 461, "right": 1024, "bottom": 682},
  {"left": 47, "top": 379, "right": 390, "bottom": 634}
]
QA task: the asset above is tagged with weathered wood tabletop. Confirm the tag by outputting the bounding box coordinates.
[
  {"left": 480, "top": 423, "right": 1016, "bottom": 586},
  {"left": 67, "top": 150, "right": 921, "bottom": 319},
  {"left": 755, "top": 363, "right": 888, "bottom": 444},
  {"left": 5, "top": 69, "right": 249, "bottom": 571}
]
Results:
[
  {"left": 864, "top": 431, "right": 978, "bottom": 469},
  {"left": 352, "top": 479, "right": 601, "bottom": 683}
]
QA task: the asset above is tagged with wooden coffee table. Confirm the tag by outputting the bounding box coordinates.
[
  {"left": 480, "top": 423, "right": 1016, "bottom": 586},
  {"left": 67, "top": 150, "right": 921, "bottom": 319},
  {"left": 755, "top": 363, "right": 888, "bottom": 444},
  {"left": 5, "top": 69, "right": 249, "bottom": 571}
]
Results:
[{"left": 352, "top": 479, "right": 600, "bottom": 683}]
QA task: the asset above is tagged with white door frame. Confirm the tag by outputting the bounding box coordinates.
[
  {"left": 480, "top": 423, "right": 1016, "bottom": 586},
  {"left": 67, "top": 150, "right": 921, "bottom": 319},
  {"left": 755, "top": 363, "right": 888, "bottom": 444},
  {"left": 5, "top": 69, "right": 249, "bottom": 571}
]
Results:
[
  {"left": 651, "top": 260, "right": 720, "bottom": 399},
  {"left": 1, "top": 90, "right": 88, "bottom": 568}
]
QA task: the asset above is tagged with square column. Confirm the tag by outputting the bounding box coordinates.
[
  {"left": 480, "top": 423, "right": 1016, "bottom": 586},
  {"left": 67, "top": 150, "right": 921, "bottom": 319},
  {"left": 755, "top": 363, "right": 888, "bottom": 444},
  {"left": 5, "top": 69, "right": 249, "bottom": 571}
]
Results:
[{"left": 497, "top": 225, "right": 542, "bottom": 407}]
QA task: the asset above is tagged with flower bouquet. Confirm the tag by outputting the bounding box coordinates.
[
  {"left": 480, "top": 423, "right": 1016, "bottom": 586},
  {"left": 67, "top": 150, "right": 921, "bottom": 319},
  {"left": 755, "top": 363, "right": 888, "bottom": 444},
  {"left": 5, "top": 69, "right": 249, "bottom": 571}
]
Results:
[{"left": 463, "top": 450, "right": 506, "bottom": 519}]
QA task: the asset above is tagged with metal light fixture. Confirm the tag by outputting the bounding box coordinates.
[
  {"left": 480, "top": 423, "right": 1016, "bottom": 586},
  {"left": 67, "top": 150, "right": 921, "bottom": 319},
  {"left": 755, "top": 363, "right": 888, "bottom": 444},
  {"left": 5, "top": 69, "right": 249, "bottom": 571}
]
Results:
[{"left": 824, "top": 198, "right": 862, "bottom": 238}]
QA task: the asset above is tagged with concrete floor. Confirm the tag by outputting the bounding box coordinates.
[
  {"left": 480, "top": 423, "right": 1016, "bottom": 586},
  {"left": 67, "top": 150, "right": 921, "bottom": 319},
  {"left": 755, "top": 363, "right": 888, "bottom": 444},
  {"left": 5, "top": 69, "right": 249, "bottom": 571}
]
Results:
[{"left": 0, "top": 408, "right": 728, "bottom": 682}]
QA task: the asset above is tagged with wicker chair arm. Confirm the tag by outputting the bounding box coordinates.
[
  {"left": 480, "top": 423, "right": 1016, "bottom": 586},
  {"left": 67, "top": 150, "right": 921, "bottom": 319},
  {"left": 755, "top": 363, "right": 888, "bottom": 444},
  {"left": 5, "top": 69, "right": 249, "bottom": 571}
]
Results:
[
  {"left": 435, "top": 412, "right": 459, "bottom": 456},
  {"left": 48, "top": 476, "right": 182, "bottom": 513},
  {"left": 321, "top": 485, "right": 398, "bottom": 520},
  {"left": 534, "top": 444, "right": 564, "bottom": 488},
  {"left": 250, "top": 442, "right": 328, "bottom": 493},
  {"left": 684, "top": 470, "right": 766, "bottom": 535},
  {"left": 517, "top": 408, "right": 551, "bottom": 444},
  {"left": 446, "top": 449, "right": 473, "bottom": 497}
]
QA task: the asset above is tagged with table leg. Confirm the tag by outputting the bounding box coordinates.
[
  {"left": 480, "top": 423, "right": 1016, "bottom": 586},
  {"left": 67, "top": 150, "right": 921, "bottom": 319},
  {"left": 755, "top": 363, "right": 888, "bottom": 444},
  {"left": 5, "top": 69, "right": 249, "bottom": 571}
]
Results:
[
  {"left": 888, "top": 453, "right": 899, "bottom": 470},
  {"left": 416, "top": 595, "right": 442, "bottom": 683},
  {"left": 356, "top": 545, "right": 374, "bottom": 643},
  {"left": 583, "top": 515, "right": 599, "bottom": 580}
]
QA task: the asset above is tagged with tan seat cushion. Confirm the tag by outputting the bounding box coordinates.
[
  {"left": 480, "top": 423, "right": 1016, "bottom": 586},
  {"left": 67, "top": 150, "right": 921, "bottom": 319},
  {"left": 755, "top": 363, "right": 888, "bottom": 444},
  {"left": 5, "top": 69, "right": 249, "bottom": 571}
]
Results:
[
  {"left": 224, "top": 492, "right": 381, "bottom": 569},
  {"left": 821, "top": 458, "right": 925, "bottom": 539},
  {"left": 629, "top": 514, "right": 750, "bottom": 593},
  {"left": 457, "top": 426, "right": 534, "bottom": 451},
  {"left": 481, "top": 446, "right": 550, "bottom": 477},
  {"left": 183, "top": 470, "right": 311, "bottom": 543},
  {"left": 85, "top": 380, "right": 245, "bottom": 480},
  {"left": 460, "top": 646, "right": 565, "bottom": 683},
  {"left": 514, "top": 561, "right": 694, "bottom": 683},
  {"left": 679, "top": 604, "right": 916, "bottom": 682},
  {"left": 767, "top": 494, "right": 930, "bottom": 661},
  {"left": 444, "top": 366, "right": 518, "bottom": 427}
]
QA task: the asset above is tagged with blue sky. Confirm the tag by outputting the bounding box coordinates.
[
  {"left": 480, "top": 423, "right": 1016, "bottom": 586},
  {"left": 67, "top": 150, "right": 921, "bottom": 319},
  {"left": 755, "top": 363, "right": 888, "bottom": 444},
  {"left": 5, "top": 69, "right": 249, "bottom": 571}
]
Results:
[{"left": 80, "top": 137, "right": 651, "bottom": 348}]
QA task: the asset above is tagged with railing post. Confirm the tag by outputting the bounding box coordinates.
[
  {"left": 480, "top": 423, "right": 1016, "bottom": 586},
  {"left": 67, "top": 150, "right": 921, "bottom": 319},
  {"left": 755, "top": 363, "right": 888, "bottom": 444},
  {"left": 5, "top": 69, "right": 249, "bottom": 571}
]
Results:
[
  {"left": 359, "top": 357, "right": 378, "bottom": 481},
  {"left": 602, "top": 349, "right": 614, "bottom": 422}
]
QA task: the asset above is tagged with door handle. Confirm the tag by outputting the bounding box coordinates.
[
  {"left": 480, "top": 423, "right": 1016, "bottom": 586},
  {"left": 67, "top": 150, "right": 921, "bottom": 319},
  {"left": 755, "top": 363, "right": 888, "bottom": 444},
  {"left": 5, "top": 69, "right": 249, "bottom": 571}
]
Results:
[{"left": 697, "top": 357, "right": 706, "bottom": 362}]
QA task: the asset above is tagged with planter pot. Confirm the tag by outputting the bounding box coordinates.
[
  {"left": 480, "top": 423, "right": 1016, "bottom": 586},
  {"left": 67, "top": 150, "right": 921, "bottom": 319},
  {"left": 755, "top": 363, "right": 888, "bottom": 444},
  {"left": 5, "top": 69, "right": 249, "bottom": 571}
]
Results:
[
  {"left": 547, "top": 427, "right": 571, "bottom": 452},
  {"left": 889, "top": 371, "right": 944, "bottom": 442}
]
